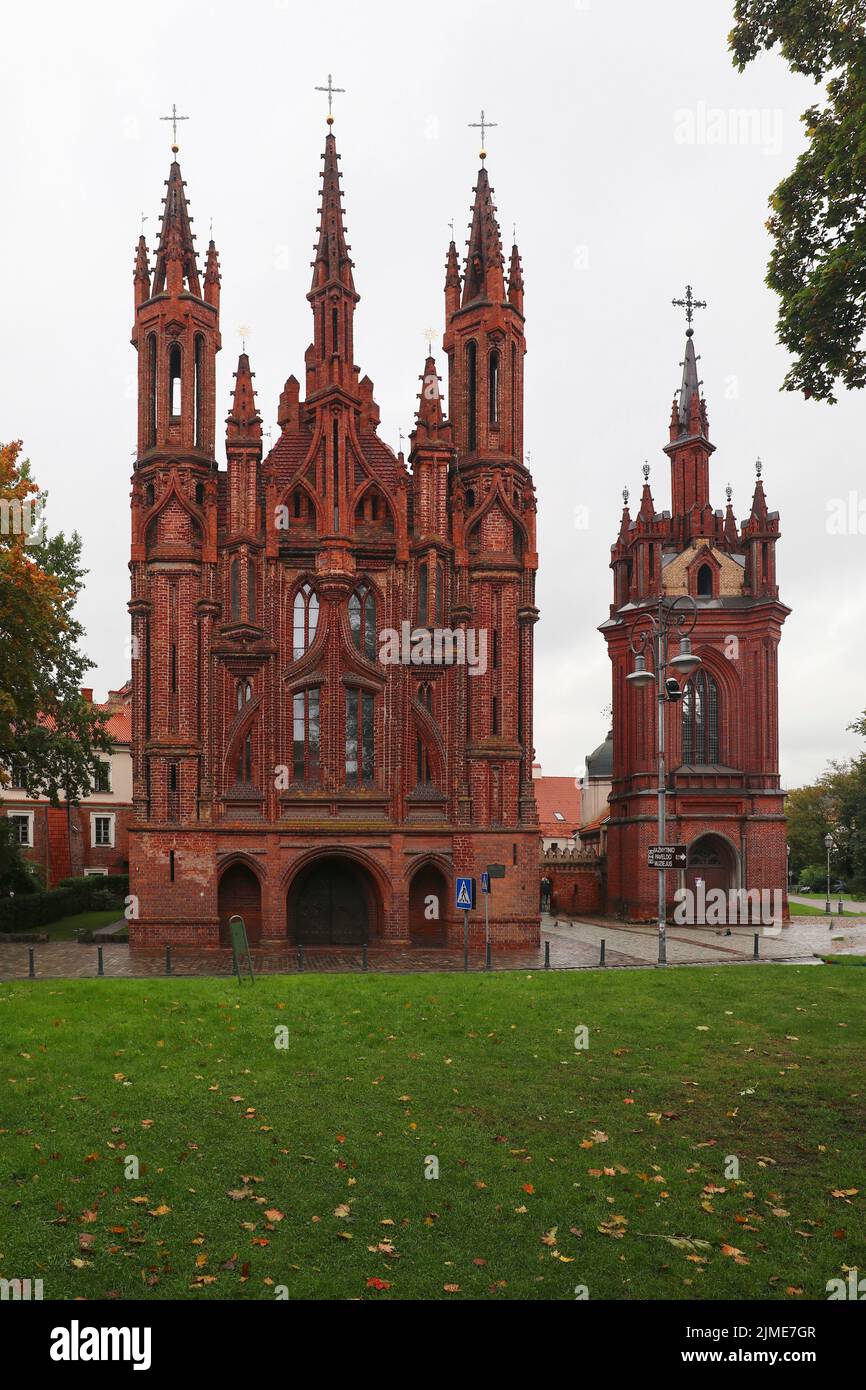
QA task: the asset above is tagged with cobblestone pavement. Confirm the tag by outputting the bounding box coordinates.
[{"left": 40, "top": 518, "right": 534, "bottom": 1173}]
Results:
[{"left": 2, "top": 913, "right": 863, "bottom": 981}]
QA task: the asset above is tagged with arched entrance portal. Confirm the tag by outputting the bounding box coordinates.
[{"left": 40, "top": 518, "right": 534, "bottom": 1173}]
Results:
[
  {"left": 218, "top": 862, "right": 262, "bottom": 946},
  {"left": 684, "top": 834, "right": 738, "bottom": 924},
  {"left": 289, "top": 857, "right": 379, "bottom": 946},
  {"left": 408, "top": 863, "right": 447, "bottom": 947}
]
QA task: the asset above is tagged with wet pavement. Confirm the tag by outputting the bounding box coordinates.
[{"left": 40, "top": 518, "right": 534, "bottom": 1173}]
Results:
[{"left": 2, "top": 913, "right": 863, "bottom": 980}]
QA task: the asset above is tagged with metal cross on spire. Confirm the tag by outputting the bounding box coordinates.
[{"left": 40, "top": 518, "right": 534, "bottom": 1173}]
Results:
[
  {"left": 315, "top": 73, "right": 345, "bottom": 124},
  {"left": 160, "top": 103, "right": 189, "bottom": 151},
  {"left": 469, "top": 108, "right": 498, "bottom": 160},
  {"left": 672, "top": 283, "right": 707, "bottom": 336}
]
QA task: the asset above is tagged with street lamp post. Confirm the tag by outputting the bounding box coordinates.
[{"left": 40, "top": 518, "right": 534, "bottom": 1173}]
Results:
[
  {"left": 626, "top": 595, "right": 702, "bottom": 966},
  {"left": 824, "top": 832, "right": 833, "bottom": 915}
]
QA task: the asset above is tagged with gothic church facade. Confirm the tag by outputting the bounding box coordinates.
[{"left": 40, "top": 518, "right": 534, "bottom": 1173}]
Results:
[{"left": 127, "top": 120, "right": 540, "bottom": 948}]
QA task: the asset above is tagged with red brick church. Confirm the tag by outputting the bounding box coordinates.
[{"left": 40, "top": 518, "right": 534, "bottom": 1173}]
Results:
[
  {"left": 601, "top": 308, "right": 790, "bottom": 921},
  {"left": 127, "top": 115, "right": 540, "bottom": 948}
]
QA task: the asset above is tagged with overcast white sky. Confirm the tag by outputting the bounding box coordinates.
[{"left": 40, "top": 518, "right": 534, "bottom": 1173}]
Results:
[{"left": 2, "top": 0, "right": 864, "bottom": 791}]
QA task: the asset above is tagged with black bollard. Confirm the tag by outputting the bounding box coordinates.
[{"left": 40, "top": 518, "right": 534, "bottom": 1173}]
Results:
[
  {"left": 544, "top": 940, "right": 550, "bottom": 969},
  {"left": 165, "top": 945, "right": 172, "bottom": 976},
  {"left": 753, "top": 933, "right": 759, "bottom": 960},
  {"left": 28, "top": 947, "right": 35, "bottom": 979},
  {"left": 97, "top": 945, "right": 104, "bottom": 977},
  {"left": 297, "top": 944, "right": 304, "bottom": 973},
  {"left": 362, "top": 943, "right": 368, "bottom": 972},
  {"left": 600, "top": 938, "right": 606, "bottom": 966},
  {"left": 485, "top": 940, "right": 491, "bottom": 971}
]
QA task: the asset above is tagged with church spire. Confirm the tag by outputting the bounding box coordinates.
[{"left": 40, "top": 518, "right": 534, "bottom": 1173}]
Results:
[
  {"left": 508, "top": 241, "right": 524, "bottom": 313},
  {"left": 310, "top": 131, "right": 356, "bottom": 296},
  {"left": 445, "top": 238, "right": 461, "bottom": 318},
  {"left": 306, "top": 125, "right": 359, "bottom": 394},
  {"left": 414, "top": 354, "right": 447, "bottom": 438},
  {"left": 226, "top": 352, "right": 262, "bottom": 443},
  {"left": 462, "top": 163, "right": 505, "bottom": 306},
  {"left": 152, "top": 158, "right": 201, "bottom": 298},
  {"left": 204, "top": 238, "right": 221, "bottom": 309},
  {"left": 133, "top": 234, "right": 151, "bottom": 307}
]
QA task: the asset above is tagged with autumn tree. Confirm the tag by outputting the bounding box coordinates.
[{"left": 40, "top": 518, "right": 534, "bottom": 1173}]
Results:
[
  {"left": 730, "top": 1, "right": 866, "bottom": 400},
  {"left": 0, "top": 441, "right": 111, "bottom": 817}
]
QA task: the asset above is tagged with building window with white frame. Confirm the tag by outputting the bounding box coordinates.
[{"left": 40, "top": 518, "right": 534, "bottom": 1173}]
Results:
[
  {"left": 91, "top": 814, "right": 115, "bottom": 848},
  {"left": 8, "top": 812, "right": 33, "bottom": 847}
]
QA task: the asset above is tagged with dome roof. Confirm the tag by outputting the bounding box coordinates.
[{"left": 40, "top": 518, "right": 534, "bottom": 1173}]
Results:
[{"left": 586, "top": 730, "right": 613, "bottom": 780}]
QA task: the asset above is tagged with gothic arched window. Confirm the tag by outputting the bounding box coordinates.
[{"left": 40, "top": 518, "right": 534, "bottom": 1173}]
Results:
[
  {"left": 697, "top": 562, "right": 713, "bottom": 597},
  {"left": 682, "top": 669, "right": 720, "bottom": 764},
  {"left": 247, "top": 557, "right": 256, "bottom": 622},
  {"left": 292, "top": 584, "right": 319, "bottom": 659},
  {"left": 466, "top": 340, "right": 478, "bottom": 452},
  {"left": 349, "top": 585, "right": 376, "bottom": 660},
  {"left": 346, "top": 688, "right": 375, "bottom": 786},
  {"left": 147, "top": 334, "right": 157, "bottom": 447},
  {"left": 416, "top": 735, "right": 433, "bottom": 786},
  {"left": 488, "top": 349, "right": 500, "bottom": 426},
  {"left": 236, "top": 730, "right": 253, "bottom": 783},
  {"left": 236, "top": 680, "right": 252, "bottom": 711},
  {"left": 292, "top": 687, "right": 321, "bottom": 783},
  {"left": 194, "top": 334, "right": 204, "bottom": 448},
  {"left": 168, "top": 343, "right": 182, "bottom": 418}
]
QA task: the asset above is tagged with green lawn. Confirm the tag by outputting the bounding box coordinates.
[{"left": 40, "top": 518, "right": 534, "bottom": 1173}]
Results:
[
  {"left": 787, "top": 900, "right": 861, "bottom": 919},
  {"left": 34, "top": 909, "right": 125, "bottom": 941},
  {"left": 2, "top": 967, "right": 864, "bottom": 1301}
]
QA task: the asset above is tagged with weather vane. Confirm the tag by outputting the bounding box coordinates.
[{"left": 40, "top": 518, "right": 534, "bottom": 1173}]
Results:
[
  {"left": 468, "top": 108, "right": 498, "bottom": 160},
  {"left": 160, "top": 102, "right": 189, "bottom": 151},
  {"left": 642, "top": 461, "right": 650, "bottom": 482},
  {"left": 315, "top": 73, "right": 345, "bottom": 126},
  {"left": 237, "top": 323, "right": 251, "bottom": 354},
  {"left": 755, "top": 456, "right": 763, "bottom": 478},
  {"left": 672, "top": 283, "right": 707, "bottom": 337}
]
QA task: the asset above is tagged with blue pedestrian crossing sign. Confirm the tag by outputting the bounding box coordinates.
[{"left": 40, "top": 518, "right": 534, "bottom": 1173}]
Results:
[
  {"left": 455, "top": 876, "right": 476, "bottom": 911},
  {"left": 480, "top": 871, "right": 490, "bottom": 895}
]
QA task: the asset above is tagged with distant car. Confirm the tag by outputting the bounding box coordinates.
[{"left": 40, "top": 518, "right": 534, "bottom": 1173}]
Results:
[
  {"left": 832, "top": 880, "right": 846, "bottom": 894},
  {"left": 797, "top": 884, "right": 816, "bottom": 894}
]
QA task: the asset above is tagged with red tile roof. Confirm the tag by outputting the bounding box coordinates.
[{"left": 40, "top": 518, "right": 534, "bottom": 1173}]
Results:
[
  {"left": 533, "top": 776, "right": 583, "bottom": 838},
  {"left": 579, "top": 806, "right": 610, "bottom": 836}
]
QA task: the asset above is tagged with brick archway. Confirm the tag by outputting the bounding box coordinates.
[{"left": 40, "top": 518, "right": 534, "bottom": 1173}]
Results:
[
  {"left": 408, "top": 862, "right": 448, "bottom": 947},
  {"left": 217, "top": 861, "right": 262, "bottom": 946},
  {"left": 288, "top": 855, "right": 382, "bottom": 946},
  {"left": 684, "top": 833, "right": 739, "bottom": 924}
]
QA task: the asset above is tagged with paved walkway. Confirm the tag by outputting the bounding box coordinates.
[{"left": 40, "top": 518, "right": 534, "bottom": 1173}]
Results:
[
  {"left": 789, "top": 893, "right": 866, "bottom": 914},
  {"left": 2, "top": 914, "right": 864, "bottom": 980}
]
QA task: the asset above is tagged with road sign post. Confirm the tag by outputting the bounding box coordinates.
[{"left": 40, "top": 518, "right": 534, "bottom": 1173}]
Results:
[
  {"left": 480, "top": 871, "right": 491, "bottom": 969},
  {"left": 456, "top": 877, "right": 476, "bottom": 971}
]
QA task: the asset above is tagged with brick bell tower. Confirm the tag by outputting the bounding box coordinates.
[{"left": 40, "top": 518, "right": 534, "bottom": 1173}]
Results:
[
  {"left": 129, "top": 132, "right": 222, "bottom": 932},
  {"left": 443, "top": 135, "right": 539, "bottom": 911},
  {"left": 601, "top": 293, "right": 790, "bottom": 923}
]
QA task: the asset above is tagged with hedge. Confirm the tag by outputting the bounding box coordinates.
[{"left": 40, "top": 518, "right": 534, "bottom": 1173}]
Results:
[{"left": 0, "top": 875, "right": 128, "bottom": 932}]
